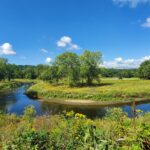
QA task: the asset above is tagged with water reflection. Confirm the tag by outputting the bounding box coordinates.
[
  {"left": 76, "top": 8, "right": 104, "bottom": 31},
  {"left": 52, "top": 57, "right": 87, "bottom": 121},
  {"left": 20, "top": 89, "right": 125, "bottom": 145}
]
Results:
[
  {"left": 0, "top": 85, "right": 150, "bottom": 119},
  {"left": 40, "top": 101, "right": 108, "bottom": 118}
]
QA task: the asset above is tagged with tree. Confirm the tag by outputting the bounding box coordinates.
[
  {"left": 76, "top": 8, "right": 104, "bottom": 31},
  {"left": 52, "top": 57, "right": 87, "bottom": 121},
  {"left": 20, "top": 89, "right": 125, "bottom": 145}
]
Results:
[
  {"left": 0, "top": 58, "right": 8, "bottom": 81},
  {"left": 24, "top": 66, "right": 37, "bottom": 79},
  {"left": 35, "top": 64, "right": 49, "bottom": 79},
  {"left": 40, "top": 65, "right": 59, "bottom": 83},
  {"left": 55, "top": 52, "right": 80, "bottom": 86},
  {"left": 80, "top": 50, "right": 102, "bottom": 85},
  {"left": 5, "top": 64, "right": 15, "bottom": 81},
  {"left": 138, "top": 60, "right": 150, "bottom": 80}
]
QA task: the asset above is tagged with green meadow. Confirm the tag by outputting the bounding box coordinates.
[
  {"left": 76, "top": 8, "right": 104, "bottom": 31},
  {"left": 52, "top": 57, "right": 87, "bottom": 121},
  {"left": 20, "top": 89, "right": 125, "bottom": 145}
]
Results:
[{"left": 27, "top": 78, "right": 150, "bottom": 102}]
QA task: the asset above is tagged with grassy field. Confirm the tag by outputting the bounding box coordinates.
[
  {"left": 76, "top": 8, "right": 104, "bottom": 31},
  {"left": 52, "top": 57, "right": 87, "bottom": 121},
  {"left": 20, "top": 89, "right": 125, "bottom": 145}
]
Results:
[
  {"left": 26, "top": 78, "right": 150, "bottom": 102},
  {"left": 0, "top": 106, "right": 150, "bottom": 149}
]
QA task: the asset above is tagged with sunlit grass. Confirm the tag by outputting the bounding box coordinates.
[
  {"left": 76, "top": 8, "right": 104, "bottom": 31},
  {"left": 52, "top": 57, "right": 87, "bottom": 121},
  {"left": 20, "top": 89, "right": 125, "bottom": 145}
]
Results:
[{"left": 27, "top": 78, "right": 150, "bottom": 101}]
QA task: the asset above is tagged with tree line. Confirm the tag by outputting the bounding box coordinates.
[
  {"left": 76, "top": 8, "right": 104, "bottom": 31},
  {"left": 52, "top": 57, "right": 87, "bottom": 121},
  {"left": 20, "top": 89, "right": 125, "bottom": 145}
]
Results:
[{"left": 0, "top": 50, "right": 149, "bottom": 86}]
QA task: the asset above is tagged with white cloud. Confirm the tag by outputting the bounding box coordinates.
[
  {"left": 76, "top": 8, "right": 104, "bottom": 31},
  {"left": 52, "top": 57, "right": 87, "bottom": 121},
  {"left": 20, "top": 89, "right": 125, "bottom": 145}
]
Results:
[
  {"left": 115, "top": 57, "right": 123, "bottom": 62},
  {"left": 68, "top": 44, "right": 80, "bottom": 50},
  {"left": 0, "top": 43, "right": 16, "bottom": 55},
  {"left": 101, "top": 55, "right": 150, "bottom": 69},
  {"left": 57, "top": 36, "right": 79, "bottom": 50},
  {"left": 41, "top": 48, "right": 48, "bottom": 53},
  {"left": 57, "top": 36, "right": 72, "bottom": 47},
  {"left": 113, "top": 0, "right": 150, "bottom": 8},
  {"left": 142, "top": 17, "right": 150, "bottom": 28},
  {"left": 45, "top": 57, "right": 52, "bottom": 63}
]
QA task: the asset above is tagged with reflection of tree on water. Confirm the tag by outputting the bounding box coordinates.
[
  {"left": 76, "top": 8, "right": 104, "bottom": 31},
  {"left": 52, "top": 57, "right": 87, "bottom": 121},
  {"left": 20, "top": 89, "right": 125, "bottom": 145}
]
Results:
[
  {"left": 0, "top": 93, "right": 17, "bottom": 113},
  {"left": 0, "top": 106, "right": 8, "bottom": 113},
  {"left": 40, "top": 101, "right": 108, "bottom": 119},
  {"left": 40, "top": 102, "right": 63, "bottom": 116}
]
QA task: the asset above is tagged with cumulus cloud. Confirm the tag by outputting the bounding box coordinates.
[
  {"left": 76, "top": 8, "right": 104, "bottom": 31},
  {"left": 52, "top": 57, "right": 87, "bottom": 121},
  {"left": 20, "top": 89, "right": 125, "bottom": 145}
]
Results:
[
  {"left": 142, "top": 17, "right": 150, "bottom": 28},
  {"left": 113, "top": 0, "right": 150, "bottom": 8},
  {"left": 0, "top": 43, "right": 16, "bottom": 55},
  {"left": 41, "top": 48, "right": 48, "bottom": 53},
  {"left": 57, "top": 36, "right": 72, "bottom": 47},
  {"left": 115, "top": 57, "right": 123, "bottom": 62},
  {"left": 101, "top": 55, "right": 150, "bottom": 69},
  {"left": 45, "top": 57, "right": 52, "bottom": 63},
  {"left": 57, "top": 36, "right": 79, "bottom": 50}
]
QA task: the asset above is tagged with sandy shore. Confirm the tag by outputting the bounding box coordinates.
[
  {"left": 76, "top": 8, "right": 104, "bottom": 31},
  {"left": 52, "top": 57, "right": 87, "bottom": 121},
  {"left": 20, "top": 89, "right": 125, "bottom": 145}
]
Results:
[{"left": 38, "top": 98, "right": 150, "bottom": 107}]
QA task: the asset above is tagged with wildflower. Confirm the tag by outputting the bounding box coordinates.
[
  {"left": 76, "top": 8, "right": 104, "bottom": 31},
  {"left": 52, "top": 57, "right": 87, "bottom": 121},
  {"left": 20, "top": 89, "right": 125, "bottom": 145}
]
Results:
[{"left": 75, "top": 113, "right": 86, "bottom": 119}]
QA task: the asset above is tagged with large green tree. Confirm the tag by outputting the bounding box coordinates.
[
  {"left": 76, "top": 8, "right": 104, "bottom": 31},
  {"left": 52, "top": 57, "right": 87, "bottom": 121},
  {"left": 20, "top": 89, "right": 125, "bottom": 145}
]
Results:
[
  {"left": 80, "top": 50, "right": 102, "bottom": 85},
  {"left": 139, "top": 60, "right": 150, "bottom": 79},
  {"left": 55, "top": 52, "right": 80, "bottom": 86}
]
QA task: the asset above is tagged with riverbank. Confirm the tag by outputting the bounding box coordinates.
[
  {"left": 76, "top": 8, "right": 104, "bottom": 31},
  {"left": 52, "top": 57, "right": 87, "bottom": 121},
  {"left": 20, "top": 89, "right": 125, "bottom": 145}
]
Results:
[
  {"left": 38, "top": 98, "right": 150, "bottom": 107},
  {"left": 26, "top": 78, "right": 150, "bottom": 103},
  {"left": 0, "top": 81, "right": 22, "bottom": 93}
]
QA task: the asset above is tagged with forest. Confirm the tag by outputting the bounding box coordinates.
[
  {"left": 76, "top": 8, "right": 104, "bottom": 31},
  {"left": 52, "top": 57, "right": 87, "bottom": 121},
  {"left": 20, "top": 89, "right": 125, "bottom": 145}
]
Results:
[{"left": 0, "top": 50, "right": 148, "bottom": 86}]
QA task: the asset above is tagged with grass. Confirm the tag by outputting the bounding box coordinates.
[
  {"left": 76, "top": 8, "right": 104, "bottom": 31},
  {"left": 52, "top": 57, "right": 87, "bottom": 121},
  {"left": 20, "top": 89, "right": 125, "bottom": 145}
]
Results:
[
  {"left": 26, "top": 78, "right": 150, "bottom": 102},
  {"left": 14, "top": 78, "right": 37, "bottom": 83}
]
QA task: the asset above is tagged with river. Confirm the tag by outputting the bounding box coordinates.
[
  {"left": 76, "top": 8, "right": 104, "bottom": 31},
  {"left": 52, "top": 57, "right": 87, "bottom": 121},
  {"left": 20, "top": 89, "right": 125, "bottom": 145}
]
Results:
[{"left": 0, "top": 85, "right": 150, "bottom": 118}]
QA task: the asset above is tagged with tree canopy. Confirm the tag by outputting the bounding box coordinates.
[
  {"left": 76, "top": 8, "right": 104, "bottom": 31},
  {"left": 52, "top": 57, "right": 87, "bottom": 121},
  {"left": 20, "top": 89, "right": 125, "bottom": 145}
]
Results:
[
  {"left": 80, "top": 50, "right": 102, "bottom": 85},
  {"left": 139, "top": 60, "right": 150, "bottom": 80},
  {"left": 55, "top": 52, "right": 80, "bottom": 86},
  {"left": 0, "top": 50, "right": 148, "bottom": 86}
]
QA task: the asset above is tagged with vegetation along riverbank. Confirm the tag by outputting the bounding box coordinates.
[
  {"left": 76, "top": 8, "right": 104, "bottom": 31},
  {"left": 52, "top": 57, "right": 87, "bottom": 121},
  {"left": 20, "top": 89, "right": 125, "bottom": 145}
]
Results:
[
  {"left": 0, "top": 81, "right": 22, "bottom": 93},
  {"left": 26, "top": 78, "right": 150, "bottom": 102},
  {"left": 0, "top": 106, "right": 150, "bottom": 150}
]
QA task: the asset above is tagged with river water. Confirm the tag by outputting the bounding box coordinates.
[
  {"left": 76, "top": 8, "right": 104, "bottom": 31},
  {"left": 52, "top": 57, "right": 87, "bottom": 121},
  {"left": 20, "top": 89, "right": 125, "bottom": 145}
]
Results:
[{"left": 0, "top": 85, "right": 150, "bottom": 118}]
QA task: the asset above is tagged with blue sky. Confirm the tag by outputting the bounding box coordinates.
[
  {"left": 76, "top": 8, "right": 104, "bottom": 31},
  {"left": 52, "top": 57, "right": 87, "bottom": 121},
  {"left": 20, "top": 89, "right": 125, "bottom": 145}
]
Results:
[{"left": 0, "top": 0, "right": 150, "bottom": 68}]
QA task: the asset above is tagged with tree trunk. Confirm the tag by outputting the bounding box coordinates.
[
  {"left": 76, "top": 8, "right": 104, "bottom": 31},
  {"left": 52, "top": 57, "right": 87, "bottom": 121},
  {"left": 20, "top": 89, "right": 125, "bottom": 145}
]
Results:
[{"left": 87, "top": 76, "right": 92, "bottom": 86}]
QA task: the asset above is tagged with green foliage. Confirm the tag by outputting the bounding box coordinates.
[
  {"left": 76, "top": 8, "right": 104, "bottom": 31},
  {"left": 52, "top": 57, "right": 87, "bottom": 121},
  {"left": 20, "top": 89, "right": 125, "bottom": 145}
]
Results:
[
  {"left": 0, "top": 58, "right": 8, "bottom": 81},
  {"left": 105, "top": 108, "right": 127, "bottom": 121},
  {"left": 138, "top": 123, "right": 150, "bottom": 149},
  {"left": 23, "top": 106, "right": 36, "bottom": 122},
  {"left": 4, "top": 130, "right": 50, "bottom": 150},
  {"left": 139, "top": 60, "right": 150, "bottom": 80},
  {"left": 80, "top": 50, "right": 102, "bottom": 85},
  {"left": 100, "top": 68, "right": 138, "bottom": 78},
  {"left": 1, "top": 107, "right": 150, "bottom": 150},
  {"left": 39, "top": 65, "right": 59, "bottom": 83},
  {"left": 0, "top": 51, "right": 140, "bottom": 86},
  {"left": 0, "top": 81, "right": 21, "bottom": 92},
  {"left": 55, "top": 52, "right": 80, "bottom": 86}
]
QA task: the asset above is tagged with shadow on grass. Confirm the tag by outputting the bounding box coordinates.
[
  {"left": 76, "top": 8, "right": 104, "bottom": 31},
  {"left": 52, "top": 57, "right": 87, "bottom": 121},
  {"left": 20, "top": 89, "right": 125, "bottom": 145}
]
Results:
[
  {"left": 42, "top": 81, "right": 114, "bottom": 88},
  {"left": 77, "top": 82, "right": 114, "bottom": 87}
]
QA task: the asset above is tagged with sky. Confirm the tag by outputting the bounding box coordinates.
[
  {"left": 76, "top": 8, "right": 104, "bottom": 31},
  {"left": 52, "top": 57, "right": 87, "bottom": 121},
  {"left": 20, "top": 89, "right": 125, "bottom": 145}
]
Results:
[{"left": 0, "top": 0, "right": 150, "bottom": 68}]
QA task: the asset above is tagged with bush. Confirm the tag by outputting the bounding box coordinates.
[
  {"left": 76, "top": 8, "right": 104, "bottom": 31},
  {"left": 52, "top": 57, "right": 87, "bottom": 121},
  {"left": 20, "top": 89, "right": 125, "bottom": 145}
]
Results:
[{"left": 4, "top": 130, "right": 50, "bottom": 150}]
